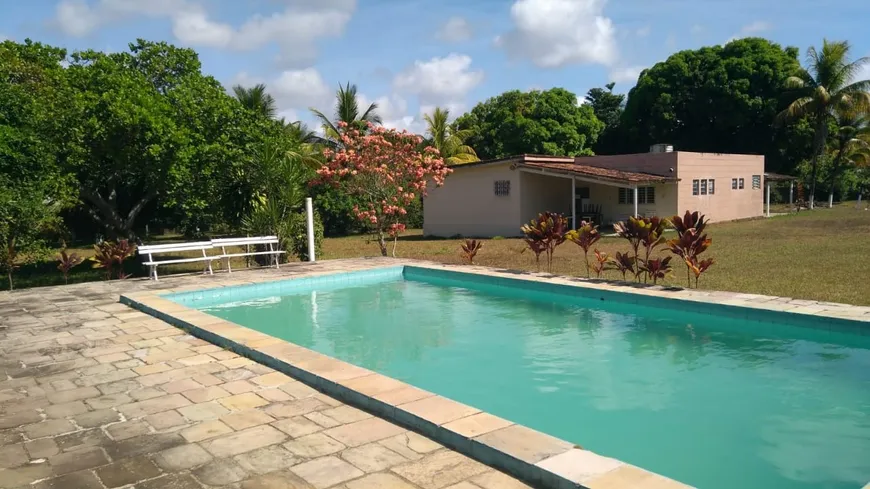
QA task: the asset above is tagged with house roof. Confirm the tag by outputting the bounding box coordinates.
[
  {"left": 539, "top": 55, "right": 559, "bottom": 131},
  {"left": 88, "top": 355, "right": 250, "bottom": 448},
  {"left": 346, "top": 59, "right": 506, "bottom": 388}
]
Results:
[
  {"left": 522, "top": 161, "right": 677, "bottom": 184},
  {"left": 449, "top": 154, "right": 676, "bottom": 184},
  {"left": 764, "top": 172, "right": 797, "bottom": 181}
]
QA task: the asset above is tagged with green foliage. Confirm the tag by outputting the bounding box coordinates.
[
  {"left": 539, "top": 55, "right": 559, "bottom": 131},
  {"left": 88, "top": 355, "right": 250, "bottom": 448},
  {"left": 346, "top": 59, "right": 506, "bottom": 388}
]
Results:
[
  {"left": 423, "top": 107, "right": 479, "bottom": 165},
  {"left": 584, "top": 83, "right": 626, "bottom": 155},
  {"left": 91, "top": 239, "right": 137, "bottom": 280},
  {"left": 56, "top": 248, "right": 84, "bottom": 284},
  {"left": 454, "top": 88, "right": 604, "bottom": 159},
  {"left": 310, "top": 82, "right": 382, "bottom": 145},
  {"left": 233, "top": 83, "right": 277, "bottom": 119},
  {"left": 620, "top": 38, "right": 813, "bottom": 173},
  {"left": 614, "top": 216, "right": 671, "bottom": 282},
  {"left": 565, "top": 221, "right": 601, "bottom": 277},
  {"left": 287, "top": 211, "right": 324, "bottom": 262},
  {"left": 309, "top": 183, "right": 362, "bottom": 236}
]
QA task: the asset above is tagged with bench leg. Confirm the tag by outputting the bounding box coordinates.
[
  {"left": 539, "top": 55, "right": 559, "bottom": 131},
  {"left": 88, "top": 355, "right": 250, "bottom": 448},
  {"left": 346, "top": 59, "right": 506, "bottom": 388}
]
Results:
[
  {"left": 274, "top": 253, "right": 280, "bottom": 269},
  {"left": 226, "top": 257, "right": 232, "bottom": 274},
  {"left": 150, "top": 266, "right": 158, "bottom": 281}
]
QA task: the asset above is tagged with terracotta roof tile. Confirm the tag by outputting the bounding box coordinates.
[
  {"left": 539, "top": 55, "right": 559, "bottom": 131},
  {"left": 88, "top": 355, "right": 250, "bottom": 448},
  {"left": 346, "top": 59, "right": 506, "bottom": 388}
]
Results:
[{"left": 521, "top": 161, "right": 676, "bottom": 184}]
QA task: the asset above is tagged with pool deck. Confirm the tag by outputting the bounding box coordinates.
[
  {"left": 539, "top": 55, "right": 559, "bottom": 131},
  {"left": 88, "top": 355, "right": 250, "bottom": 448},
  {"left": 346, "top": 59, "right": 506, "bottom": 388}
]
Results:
[{"left": 2, "top": 258, "right": 868, "bottom": 489}]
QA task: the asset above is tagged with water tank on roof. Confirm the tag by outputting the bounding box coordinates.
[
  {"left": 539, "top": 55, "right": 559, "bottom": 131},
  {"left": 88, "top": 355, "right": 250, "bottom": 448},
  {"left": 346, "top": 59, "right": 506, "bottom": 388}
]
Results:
[{"left": 649, "top": 143, "right": 674, "bottom": 153}]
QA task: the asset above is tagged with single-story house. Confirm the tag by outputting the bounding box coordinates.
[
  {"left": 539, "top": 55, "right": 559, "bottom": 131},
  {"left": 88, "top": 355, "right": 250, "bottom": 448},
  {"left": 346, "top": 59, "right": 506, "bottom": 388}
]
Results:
[{"left": 423, "top": 148, "right": 766, "bottom": 237}]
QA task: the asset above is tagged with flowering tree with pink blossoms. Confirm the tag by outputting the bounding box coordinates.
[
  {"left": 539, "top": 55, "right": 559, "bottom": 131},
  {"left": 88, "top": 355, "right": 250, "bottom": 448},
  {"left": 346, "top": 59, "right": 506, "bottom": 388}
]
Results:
[{"left": 316, "top": 123, "right": 451, "bottom": 256}]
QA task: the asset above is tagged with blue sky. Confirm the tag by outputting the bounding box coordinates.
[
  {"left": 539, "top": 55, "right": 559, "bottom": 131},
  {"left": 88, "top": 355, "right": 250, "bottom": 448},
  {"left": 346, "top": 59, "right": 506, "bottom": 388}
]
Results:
[{"left": 3, "top": 0, "right": 870, "bottom": 133}]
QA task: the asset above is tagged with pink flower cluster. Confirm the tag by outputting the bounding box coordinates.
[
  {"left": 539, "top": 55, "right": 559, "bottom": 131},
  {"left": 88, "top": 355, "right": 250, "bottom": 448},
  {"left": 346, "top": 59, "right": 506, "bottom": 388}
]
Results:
[{"left": 317, "top": 123, "right": 451, "bottom": 238}]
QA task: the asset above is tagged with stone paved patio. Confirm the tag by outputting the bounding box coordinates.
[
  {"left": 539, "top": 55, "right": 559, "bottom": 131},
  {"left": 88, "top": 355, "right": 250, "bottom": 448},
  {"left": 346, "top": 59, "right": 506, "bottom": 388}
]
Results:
[{"left": 0, "top": 259, "right": 533, "bottom": 489}]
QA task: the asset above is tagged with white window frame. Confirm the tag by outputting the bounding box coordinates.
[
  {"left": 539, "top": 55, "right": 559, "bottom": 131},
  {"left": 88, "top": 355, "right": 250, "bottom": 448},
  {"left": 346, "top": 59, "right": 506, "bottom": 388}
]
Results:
[
  {"left": 739, "top": 178, "right": 745, "bottom": 190},
  {"left": 692, "top": 180, "right": 700, "bottom": 196},
  {"left": 709, "top": 179, "right": 715, "bottom": 195}
]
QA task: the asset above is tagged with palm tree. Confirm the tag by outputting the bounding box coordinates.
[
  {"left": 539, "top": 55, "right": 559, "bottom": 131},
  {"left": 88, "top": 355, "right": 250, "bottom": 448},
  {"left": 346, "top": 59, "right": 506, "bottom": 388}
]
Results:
[
  {"left": 826, "top": 107, "right": 870, "bottom": 206},
  {"left": 310, "top": 82, "right": 381, "bottom": 144},
  {"left": 423, "top": 107, "right": 479, "bottom": 165},
  {"left": 232, "top": 83, "right": 277, "bottom": 119},
  {"left": 776, "top": 40, "right": 870, "bottom": 209}
]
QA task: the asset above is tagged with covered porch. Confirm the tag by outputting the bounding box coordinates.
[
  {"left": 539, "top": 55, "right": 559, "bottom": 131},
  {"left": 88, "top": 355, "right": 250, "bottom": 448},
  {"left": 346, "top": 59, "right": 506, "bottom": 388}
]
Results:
[{"left": 517, "top": 161, "right": 679, "bottom": 228}]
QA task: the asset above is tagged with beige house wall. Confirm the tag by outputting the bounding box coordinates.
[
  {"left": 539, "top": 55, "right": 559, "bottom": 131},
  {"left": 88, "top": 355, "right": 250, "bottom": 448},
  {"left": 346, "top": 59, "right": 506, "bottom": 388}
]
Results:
[
  {"left": 675, "top": 153, "right": 764, "bottom": 222},
  {"left": 582, "top": 181, "right": 678, "bottom": 224},
  {"left": 423, "top": 162, "right": 522, "bottom": 237},
  {"left": 519, "top": 171, "right": 572, "bottom": 223}
]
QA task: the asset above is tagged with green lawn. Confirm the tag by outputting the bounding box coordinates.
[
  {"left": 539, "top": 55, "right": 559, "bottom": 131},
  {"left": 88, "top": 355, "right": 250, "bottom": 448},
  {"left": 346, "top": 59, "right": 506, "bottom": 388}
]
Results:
[{"left": 6, "top": 204, "right": 870, "bottom": 306}]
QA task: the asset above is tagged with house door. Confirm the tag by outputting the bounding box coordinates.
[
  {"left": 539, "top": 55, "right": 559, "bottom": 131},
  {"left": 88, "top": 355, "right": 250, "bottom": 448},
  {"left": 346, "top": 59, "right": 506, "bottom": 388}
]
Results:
[{"left": 575, "top": 186, "right": 590, "bottom": 210}]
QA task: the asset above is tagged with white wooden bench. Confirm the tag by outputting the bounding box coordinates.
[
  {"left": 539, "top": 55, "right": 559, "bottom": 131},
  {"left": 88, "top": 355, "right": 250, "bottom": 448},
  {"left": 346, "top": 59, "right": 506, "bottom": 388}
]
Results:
[
  {"left": 211, "top": 236, "right": 285, "bottom": 273},
  {"left": 139, "top": 241, "right": 218, "bottom": 281}
]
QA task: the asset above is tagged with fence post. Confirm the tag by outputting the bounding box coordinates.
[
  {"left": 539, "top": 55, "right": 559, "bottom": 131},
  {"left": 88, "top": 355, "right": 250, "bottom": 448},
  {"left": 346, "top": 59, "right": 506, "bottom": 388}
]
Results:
[{"left": 305, "top": 198, "right": 316, "bottom": 262}]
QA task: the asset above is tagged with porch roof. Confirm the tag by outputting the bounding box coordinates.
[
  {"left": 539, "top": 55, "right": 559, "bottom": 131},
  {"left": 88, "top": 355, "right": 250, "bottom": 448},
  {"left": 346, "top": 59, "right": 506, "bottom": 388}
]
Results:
[
  {"left": 520, "top": 161, "right": 678, "bottom": 185},
  {"left": 764, "top": 172, "right": 797, "bottom": 182}
]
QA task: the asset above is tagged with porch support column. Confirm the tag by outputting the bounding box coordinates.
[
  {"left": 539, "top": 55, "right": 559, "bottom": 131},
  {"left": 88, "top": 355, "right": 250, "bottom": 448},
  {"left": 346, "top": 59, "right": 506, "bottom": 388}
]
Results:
[
  {"left": 789, "top": 181, "right": 794, "bottom": 205},
  {"left": 766, "top": 181, "right": 771, "bottom": 217},
  {"left": 633, "top": 186, "right": 639, "bottom": 218},
  {"left": 571, "top": 176, "right": 576, "bottom": 229}
]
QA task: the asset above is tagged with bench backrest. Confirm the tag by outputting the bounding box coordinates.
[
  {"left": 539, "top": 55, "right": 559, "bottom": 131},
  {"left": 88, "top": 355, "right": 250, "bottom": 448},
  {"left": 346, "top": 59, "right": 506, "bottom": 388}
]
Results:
[
  {"left": 139, "top": 241, "right": 214, "bottom": 256},
  {"left": 212, "top": 236, "right": 279, "bottom": 248}
]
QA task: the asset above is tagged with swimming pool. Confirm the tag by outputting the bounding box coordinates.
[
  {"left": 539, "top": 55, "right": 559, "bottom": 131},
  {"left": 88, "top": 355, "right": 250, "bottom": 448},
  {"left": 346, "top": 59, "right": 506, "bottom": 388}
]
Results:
[{"left": 170, "top": 266, "right": 870, "bottom": 489}]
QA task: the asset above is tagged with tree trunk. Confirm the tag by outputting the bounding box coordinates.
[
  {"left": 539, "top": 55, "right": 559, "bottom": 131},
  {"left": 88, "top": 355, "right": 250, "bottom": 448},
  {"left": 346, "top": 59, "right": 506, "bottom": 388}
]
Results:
[
  {"left": 858, "top": 193, "right": 863, "bottom": 209},
  {"left": 807, "top": 118, "right": 828, "bottom": 210},
  {"left": 376, "top": 230, "right": 388, "bottom": 257},
  {"left": 828, "top": 190, "right": 834, "bottom": 208},
  {"left": 7, "top": 270, "right": 12, "bottom": 291},
  {"left": 81, "top": 188, "right": 156, "bottom": 239}
]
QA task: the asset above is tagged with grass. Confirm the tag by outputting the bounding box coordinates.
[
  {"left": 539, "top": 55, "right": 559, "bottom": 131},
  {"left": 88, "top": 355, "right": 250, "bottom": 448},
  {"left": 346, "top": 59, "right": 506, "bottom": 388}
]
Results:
[{"left": 6, "top": 204, "right": 870, "bottom": 306}]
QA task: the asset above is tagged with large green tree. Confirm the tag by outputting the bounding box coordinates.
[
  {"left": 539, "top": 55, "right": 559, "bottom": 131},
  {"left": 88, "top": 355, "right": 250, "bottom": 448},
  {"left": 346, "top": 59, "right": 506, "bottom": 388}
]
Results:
[
  {"left": 454, "top": 87, "right": 603, "bottom": 159},
  {"left": 584, "top": 82, "right": 626, "bottom": 154},
  {"left": 65, "top": 40, "right": 265, "bottom": 238},
  {"left": 310, "top": 82, "right": 381, "bottom": 144},
  {"left": 777, "top": 40, "right": 870, "bottom": 208},
  {"left": 0, "top": 40, "right": 77, "bottom": 288},
  {"left": 620, "top": 37, "right": 814, "bottom": 173},
  {"left": 233, "top": 83, "right": 277, "bottom": 119},
  {"left": 423, "top": 107, "right": 479, "bottom": 165}
]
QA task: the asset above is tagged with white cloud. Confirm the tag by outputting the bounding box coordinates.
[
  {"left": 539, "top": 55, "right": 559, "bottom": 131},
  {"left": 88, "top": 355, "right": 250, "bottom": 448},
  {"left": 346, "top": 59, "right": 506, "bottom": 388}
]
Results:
[
  {"left": 496, "top": 0, "right": 617, "bottom": 68},
  {"left": 393, "top": 54, "right": 484, "bottom": 108},
  {"left": 55, "top": 0, "right": 355, "bottom": 67},
  {"left": 690, "top": 24, "right": 704, "bottom": 36},
  {"left": 436, "top": 16, "right": 473, "bottom": 43},
  {"left": 725, "top": 21, "right": 772, "bottom": 44},
  {"left": 609, "top": 65, "right": 644, "bottom": 84},
  {"left": 231, "top": 68, "right": 333, "bottom": 122},
  {"left": 635, "top": 25, "right": 651, "bottom": 38},
  {"left": 856, "top": 60, "right": 870, "bottom": 83}
]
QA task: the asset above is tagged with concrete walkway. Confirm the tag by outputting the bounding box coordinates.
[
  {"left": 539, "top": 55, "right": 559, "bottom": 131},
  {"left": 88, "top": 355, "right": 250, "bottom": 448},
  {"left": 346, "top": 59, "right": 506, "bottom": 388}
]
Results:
[{"left": 0, "top": 261, "right": 530, "bottom": 489}]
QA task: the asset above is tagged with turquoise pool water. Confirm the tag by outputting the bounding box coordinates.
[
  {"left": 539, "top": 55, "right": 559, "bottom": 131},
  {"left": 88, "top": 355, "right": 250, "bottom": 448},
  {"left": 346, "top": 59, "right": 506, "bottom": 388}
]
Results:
[{"left": 177, "top": 268, "right": 870, "bottom": 489}]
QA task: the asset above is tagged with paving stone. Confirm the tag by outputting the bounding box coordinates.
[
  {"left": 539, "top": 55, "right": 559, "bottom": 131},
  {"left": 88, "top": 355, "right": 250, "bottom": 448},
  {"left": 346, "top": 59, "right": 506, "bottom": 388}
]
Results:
[
  {"left": 324, "top": 417, "right": 406, "bottom": 448},
  {"left": 138, "top": 473, "right": 205, "bottom": 489},
  {"left": 145, "top": 409, "right": 187, "bottom": 430},
  {"left": 181, "top": 420, "right": 235, "bottom": 443},
  {"left": 193, "top": 458, "right": 249, "bottom": 485},
  {"left": 219, "top": 392, "right": 269, "bottom": 411},
  {"left": 106, "top": 420, "right": 151, "bottom": 441},
  {"left": 55, "top": 428, "right": 111, "bottom": 451},
  {"left": 130, "top": 387, "right": 164, "bottom": 401},
  {"left": 95, "top": 456, "right": 161, "bottom": 488},
  {"left": 178, "top": 401, "right": 230, "bottom": 421},
  {"left": 208, "top": 350, "right": 238, "bottom": 361},
  {"left": 341, "top": 443, "right": 408, "bottom": 473},
  {"left": 258, "top": 388, "right": 293, "bottom": 402},
  {"left": 221, "top": 358, "right": 254, "bottom": 369},
  {"left": 475, "top": 425, "right": 573, "bottom": 464},
  {"left": 44, "top": 401, "right": 89, "bottom": 419},
  {"left": 25, "top": 438, "right": 59, "bottom": 459},
  {"left": 222, "top": 380, "right": 258, "bottom": 394},
  {"left": 32, "top": 470, "right": 104, "bottom": 489},
  {"left": 221, "top": 409, "right": 276, "bottom": 431},
  {"left": 24, "top": 419, "right": 76, "bottom": 439},
  {"left": 74, "top": 408, "right": 121, "bottom": 428},
  {"left": 272, "top": 416, "right": 323, "bottom": 438},
  {"left": 153, "top": 443, "right": 213, "bottom": 471},
  {"left": 283, "top": 433, "right": 345, "bottom": 458},
  {"left": 291, "top": 456, "right": 364, "bottom": 489},
  {"left": 378, "top": 433, "right": 441, "bottom": 461},
  {"left": 134, "top": 362, "right": 173, "bottom": 375},
  {"left": 470, "top": 470, "right": 534, "bottom": 489},
  {"left": 442, "top": 413, "right": 513, "bottom": 438},
  {"left": 161, "top": 378, "right": 203, "bottom": 394},
  {"left": 49, "top": 446, "right": 111, "bottom": 475},
  {"left": 0, "top": 464, "right": 52, "bottom": 488},
  {"left": 0, "top": 444, "right": 28, "bottom": 469},
  {"left": 240, "top": 470, "right": 314, "bottom": 489},
  {"left": 304, "top": 412, "right": 342, "bottom": 429},
  {"left": 182, "top": 385, "right": 230, "bottom": 403},
  {"left": 265, "top": 398, "right": 327, "bottom": 419},
  {"left": 0, "top": 410, "right": 42, "bottom": 429},
  {"left": 44, "top": 386, "right": 100, "bottom": 404},
  {"left": 104, "top": 432, "right": 185, "bottom": 460},
  {"left": 86, "top": 393, "right": 133, "bottom": 410},
  {"left": 177, "top": 354, "right": 215, "bottom": 366},
  {"left": 234, "top": 445, "right": 300, "bottom": 474},
  {"left": 391, "top": 450, "right": 489, "bottom": 489},
  {"left": 118, "top": 393, "right": 191, "bottom": 417},
  {"left": 202, "top": 424, "right": 287, "bottom": 458},
  {"left": 319, "top": 405, "right": 372, "bottom": 424},
  {"left": 345, "top": 473, "right": 418, "bottom": 489},
  {"left": 79, "top": 368, "right": 138, "bottom": 387},
  {"left": 95, "top": 352, "right": 131, "bottom": 364},
  {"left": 399, "top": 396, "right": 480, "bottom": 426},
  {"left": 252, "top": 372, "right": 293, "bottom": 387},
  {"left": 192, "top": 373, "right": 223, "bottom": 386}
]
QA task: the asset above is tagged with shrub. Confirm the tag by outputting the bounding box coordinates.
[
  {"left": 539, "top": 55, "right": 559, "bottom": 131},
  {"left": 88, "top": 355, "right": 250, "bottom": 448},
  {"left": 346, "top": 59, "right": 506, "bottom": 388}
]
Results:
[
  {"left": 591, "top": 249, "right": 610, "bottom": 278},
  {"left": 91, "top": 239, "right": 137, "bottom": 280},
  {"left": 460, "top": 239, "right": 483, "bottom": 264},
  {"left": 565, "top": 221, "right": 600, "bottom": 277},
  {"left": 610, "top": 251, "right": 635, "bottom": 280},
  {"left": 521, "top": 212, "right": 568, "bottom": 273},
  {"left": 56, "top": 247, "right": 83, "bottom": 284},
  {"left": 286, "top": 211, "right": 324, "bottom": 262},
  {"left": 668, "top": 211, "right": 714, "bottom": 287},
  {"left": 639, "top": 257, "right": 673, "bottom": 285}
]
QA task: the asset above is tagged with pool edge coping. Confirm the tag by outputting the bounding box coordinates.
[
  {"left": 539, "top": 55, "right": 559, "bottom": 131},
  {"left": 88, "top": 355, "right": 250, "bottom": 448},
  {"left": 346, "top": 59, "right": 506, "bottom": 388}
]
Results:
[{"left": 119, "top": 259, "right": 870, "bottom": 489}]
